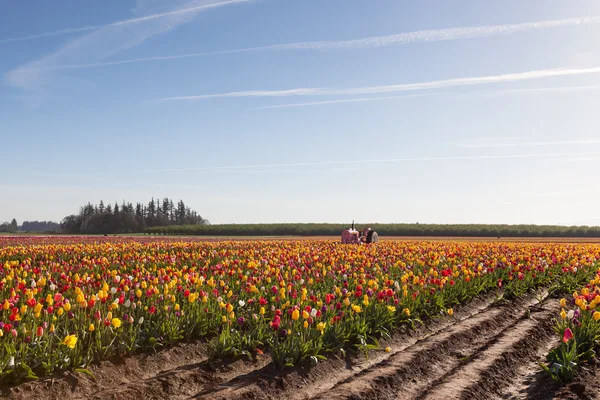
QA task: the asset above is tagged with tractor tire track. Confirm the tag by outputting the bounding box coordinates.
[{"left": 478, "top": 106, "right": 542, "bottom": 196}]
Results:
[
  {"left": 416, "top": 299, "right": 559, "bottom": 400},
  {"left": 190, "top": 291, "right": 547, "bottom": 400},
  {"left": 304, "top": 293, "right": 556, "bottom": 400}
]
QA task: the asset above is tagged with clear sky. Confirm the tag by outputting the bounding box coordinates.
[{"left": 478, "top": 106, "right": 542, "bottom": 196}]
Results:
[{"left": 1, "top": 0, "right": 600, "bottom": 226}]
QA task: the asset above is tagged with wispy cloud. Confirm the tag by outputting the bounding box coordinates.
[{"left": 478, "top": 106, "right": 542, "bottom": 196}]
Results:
[
  {"left": 4, "top": 0, "right": 255, "bottom": 101},
  {"left": 454, "top": 138, "right": 600, "bottom": 148},
  {"left": 150, "top": 66, "right": 600, "bottom": 102},
  {"left": 133, "top": 151, "right": 600, "bottom": 174},
  {"left": 17, "top": 15, "right": 600, "bottom": 70}
]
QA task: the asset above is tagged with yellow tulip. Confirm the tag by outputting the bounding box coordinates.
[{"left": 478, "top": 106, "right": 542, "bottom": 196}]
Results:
[
  {"left": 62, "top": 335, "right": 78, "bottom": 349},
  {"left": 316, "top": 322, "right": 326, "bottom": 334},
  {"left": 291, "top": 309, "right": 300, "bottom": 320},
  {"left": 560, "top": 298, "right": 567, "bottom": 308}
]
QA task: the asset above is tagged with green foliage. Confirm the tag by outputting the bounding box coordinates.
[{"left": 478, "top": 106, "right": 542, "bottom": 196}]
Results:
[
  {"left": 543, "top": 299, "right": 600, "bottom": 384},
  {"left": 542, "top": 338, "right": 579, "bottom": 384},
  {"left": 146, "top": 222, "right": 600, "bottom": 238}
]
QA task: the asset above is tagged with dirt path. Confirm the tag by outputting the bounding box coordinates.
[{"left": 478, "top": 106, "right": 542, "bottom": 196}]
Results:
[{"left": 3, "top": 289, "right": 561, "bottom": 400}]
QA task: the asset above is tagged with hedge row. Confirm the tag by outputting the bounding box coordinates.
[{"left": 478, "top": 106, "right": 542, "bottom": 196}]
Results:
[{"left": 145, "top": 223, "right": 600, "bottom": 238}]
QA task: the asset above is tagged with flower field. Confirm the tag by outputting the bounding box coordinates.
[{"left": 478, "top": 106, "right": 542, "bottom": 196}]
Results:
[{"left": 2, "top": 236, "right": 600, "bottom": 399}]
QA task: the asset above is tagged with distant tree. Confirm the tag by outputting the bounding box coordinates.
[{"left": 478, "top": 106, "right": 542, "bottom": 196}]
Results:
[
  {"left": 60, "top": 215, "right": 81, "bottom": 234},
  {"left": 59, "top": 197, "right": 207, "bottom": 234},
  {"left": 9, "top": 219, "right": 18, "bottom": 233}
]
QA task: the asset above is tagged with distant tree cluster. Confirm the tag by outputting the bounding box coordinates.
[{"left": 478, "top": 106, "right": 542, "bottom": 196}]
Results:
[
  {"left": 20, "top": 221, "right": 61, "bottom": 232},
  {"left": 61, "top": 197, "right": 208, "bottom": 234},
  {"left": 0, "top": 219, "right": 18, "bottom": 233}
]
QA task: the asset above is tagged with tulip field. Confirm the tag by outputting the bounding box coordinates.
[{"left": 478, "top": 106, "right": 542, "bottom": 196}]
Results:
[{"left": 2, "top": 236, "right": 600, "bottom": 399}]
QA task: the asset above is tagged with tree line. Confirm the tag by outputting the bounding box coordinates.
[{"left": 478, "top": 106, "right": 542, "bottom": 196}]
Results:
[
  {"left": 0, "top": 219, "right": 18, "bottom": 233},
  {"left": 21, "top": 221, "right": 61, "bottom": 232},
  {"left": 0, "top": 219, "right": 60, "bottom": 233},
  {"left": 146, "top": 222, "right": 600, "bottom": 238},
  {"left": 61, "top": 197, "right": 208, "bottom": 234}
]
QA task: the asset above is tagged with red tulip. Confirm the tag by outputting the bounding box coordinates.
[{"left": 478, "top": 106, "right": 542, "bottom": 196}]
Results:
[{"left": 562, "top": 328, "right": 573, "bottom": 343}]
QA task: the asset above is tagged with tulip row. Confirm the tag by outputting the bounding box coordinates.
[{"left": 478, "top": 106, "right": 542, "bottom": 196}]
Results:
[
  {"left": 1, "top": 238, "right": 599, "bottom": 384},
  {"left": 543, "top": 266, "right": 600, "bottom": 383}
]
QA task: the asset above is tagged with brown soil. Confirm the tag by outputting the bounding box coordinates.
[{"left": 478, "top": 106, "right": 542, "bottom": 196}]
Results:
[{"left": 4, "top": 288, "right": 579, "bottom": 400}]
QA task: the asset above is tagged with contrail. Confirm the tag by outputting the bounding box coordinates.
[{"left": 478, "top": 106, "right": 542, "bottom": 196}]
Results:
[
  {"left": 135, "top": 151, "right": 600, "bottom": 173},
  {"left": 456, "top": 139, "right": 600, "bottom": 148},
  {"left": 150, "top": 66, "right": 600, "bottom": 102},
  {"left": 4, "top": 0, "right": 256, "bottom": 97},
  {"left": 0, "top": 0, "right": 253, "bottom": 44},
  {"left": 14, "top": 15, "right": 600, "bottom": 68},
  {"left": 0, "top": 26, "right": 102, "bottom": 44},
  {"left": 255, "top": 94, "right": 437, "bottom": 109},
  {"left": 489, "top": 84, "right": 600, "bottom": 96}
]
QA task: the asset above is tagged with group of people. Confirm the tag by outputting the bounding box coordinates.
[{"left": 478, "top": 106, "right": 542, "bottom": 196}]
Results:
[{"left": 359, "top": 227, "right": 378, "bottom": 244}]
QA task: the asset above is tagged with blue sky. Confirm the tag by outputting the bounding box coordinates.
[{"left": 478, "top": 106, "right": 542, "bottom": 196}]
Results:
[{"left": 1, "top": 0, "right": 600, "bottom": 225}]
